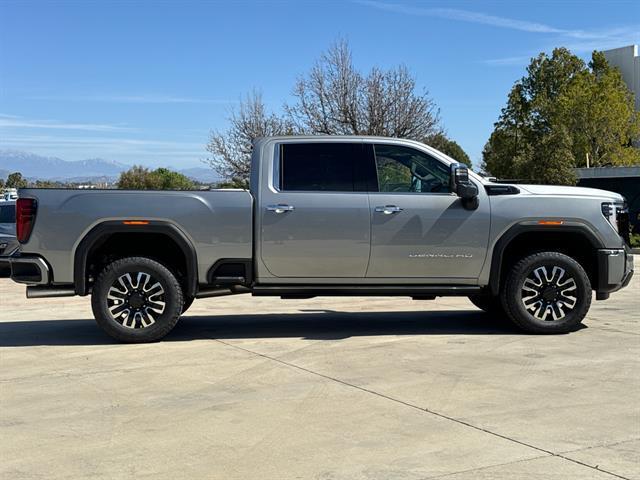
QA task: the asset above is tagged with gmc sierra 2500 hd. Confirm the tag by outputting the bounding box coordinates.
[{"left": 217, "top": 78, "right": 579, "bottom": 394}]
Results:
[{"left": 1, "top": 136, "right": 634, "bottom": 342}]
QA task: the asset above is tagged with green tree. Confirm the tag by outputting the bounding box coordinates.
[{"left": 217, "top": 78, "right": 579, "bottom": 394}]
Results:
[
  {"left": 149, "top": 168, "right": 194, "bottom": 190},
  {"left": 117, "top": 166, "right": 194, "bottom": 190},
  {"left": 425, "top": 133, "right": 472, "bottom": 167},
  {"left": 34, "top": 179, "right": 57, "bottom": 188},
  {"left": 117, "top": 166, "right": 155, "bottom": 189},
  {"left": 556, "top": 51, "right": 640, "bottom": 168},
  {"left": 483, "top": 48, "right": 640, "bottom": 184},
  {"left": 5, "top": 172, "right": 28, "bottom": 189},
  {"left": 0, "top": 178, "right": 4, "bottom": 190},
  {"left": 215, "top": 178, "right": 250, "bottom": 189}
]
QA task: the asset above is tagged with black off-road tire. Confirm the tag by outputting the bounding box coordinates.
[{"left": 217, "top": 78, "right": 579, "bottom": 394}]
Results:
[
  {"left": 91, "top": 257, "right": 184, "bottom": 343},
  {"left": 468, "top": 294, "right": 505, "bottom": 315},
  {"left": 501, "top": 252, "right": 591, "bottom": 334}
]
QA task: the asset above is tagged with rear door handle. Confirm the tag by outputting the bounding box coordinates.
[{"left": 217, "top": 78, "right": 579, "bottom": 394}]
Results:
[
  {"left": 266, "top": 204, "right": 295, "bottom": 214},
  {"left": 375, "top": 205, "right": 403, "bottom": 214}
]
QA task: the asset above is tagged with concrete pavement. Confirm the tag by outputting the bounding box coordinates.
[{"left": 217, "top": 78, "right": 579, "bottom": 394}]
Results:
[{"left": 1, "top": 257, "right": 638, "bottom": 479}]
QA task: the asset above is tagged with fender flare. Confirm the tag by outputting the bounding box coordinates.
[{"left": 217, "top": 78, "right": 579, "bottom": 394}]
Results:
[
  {"left": 73, "top": 220, "right": 198, "bottom": 297},
  {"left": 488, "top": 222, "right": 604, "bottom": 296}
]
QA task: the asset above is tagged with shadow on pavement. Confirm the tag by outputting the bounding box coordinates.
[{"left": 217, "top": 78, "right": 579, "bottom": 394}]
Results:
[{"left": 0, "top": 309, "right": 542, "bottom": 347}]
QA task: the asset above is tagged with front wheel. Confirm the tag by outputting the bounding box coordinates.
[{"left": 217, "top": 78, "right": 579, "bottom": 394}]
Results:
[
  {"left": 501, "top": 252, "right": 591, "bottom": 334},
  {"left": 91, "top": 257, "right": 184, "bottom": 343}
]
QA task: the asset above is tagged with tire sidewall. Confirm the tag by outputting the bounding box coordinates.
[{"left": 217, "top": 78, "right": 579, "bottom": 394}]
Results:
[
  {"left": 504, "top": 253, "right": 591, "bottom": 333},
  {"left": 92, "top": 257, "right": 183, "bottom": 342}
]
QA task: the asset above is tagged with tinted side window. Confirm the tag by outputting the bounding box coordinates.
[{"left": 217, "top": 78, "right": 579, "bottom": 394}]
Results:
[
  {"left": 280, "top": 143, "right": 369, "bottom": 192},
  {"left": 0, "top": 205, "right": 16, "bottom": 223},
  {"left": 374, "top": 144, "right": 451, "bottom": 194}
]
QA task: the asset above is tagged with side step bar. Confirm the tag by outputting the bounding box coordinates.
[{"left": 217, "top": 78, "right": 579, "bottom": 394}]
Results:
[
  {"left": 26, "top": 286, "right": 76, "bottom": 298},
  {"left": 251, "top": 285, "right": 482, "bottom": 297},
  {"left": 195, "top": 285, "right": 251, "bottom": 299}
]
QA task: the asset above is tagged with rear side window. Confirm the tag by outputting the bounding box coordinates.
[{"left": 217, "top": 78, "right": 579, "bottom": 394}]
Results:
[
  {"left": 0, "top": 205, "right": 16, "bottom": 223},
  {"left": 279, "top": 143, "right": 370, "bottom": 192}
]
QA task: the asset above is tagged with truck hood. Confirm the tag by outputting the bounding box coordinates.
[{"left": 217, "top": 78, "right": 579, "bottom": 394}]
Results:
[{"left": 516, "top": 184, "right": 624, "bottom": 202}]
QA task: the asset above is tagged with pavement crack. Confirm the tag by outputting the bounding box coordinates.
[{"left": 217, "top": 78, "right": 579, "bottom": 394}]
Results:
[
  {"left": 421, "top": 454, "right": 551, "bottom": 479},
  {"left": 213, "top": 339, "right": 632, "bottom": 480},
  {"left": 558, "top": 438, "right": 640, "bottom": 455}
]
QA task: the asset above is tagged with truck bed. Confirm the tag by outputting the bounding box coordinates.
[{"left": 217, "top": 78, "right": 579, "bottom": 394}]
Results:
[{"left": 18, "top": 188, "right": 253, "bottom": 285}]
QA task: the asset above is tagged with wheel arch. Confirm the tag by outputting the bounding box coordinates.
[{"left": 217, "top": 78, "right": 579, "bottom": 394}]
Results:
[
  {"left": 74, "top": 220, "right": 198, "bottom": 297},
  {"left": 488, "top": 222, "right": 604, "bottom": 296}
]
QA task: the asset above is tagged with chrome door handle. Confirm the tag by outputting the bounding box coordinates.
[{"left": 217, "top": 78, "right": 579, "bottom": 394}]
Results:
[
  {"left": 375, "top": 205, "right": 403, "bottom": 214},
  {"left": 266, "top": 204, "right": 295, "bottom": 213}
]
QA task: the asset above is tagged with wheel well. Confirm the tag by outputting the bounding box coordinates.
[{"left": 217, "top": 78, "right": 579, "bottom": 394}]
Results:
[
  {"left": 82, "top": 232, "right": 190, "bottom": 295},
  {"left": 493, "top": 231, "right": 598, "bottom": 294}
]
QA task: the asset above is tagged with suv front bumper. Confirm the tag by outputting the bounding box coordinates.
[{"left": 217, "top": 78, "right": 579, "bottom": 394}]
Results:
[{"left": 596, "top": 247, "right": 634, "bottom": 299}]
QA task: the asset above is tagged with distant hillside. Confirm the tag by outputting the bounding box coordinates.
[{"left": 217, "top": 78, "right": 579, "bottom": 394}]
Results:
[
  {"left": 0, "top": 150, "right": 221, "bottom": 184},
  {"left": 178, "top": 167, "right": 221, "bottom": 183},
  {"left": 0, "top": 150, "right": 127, "bottom": 180}
]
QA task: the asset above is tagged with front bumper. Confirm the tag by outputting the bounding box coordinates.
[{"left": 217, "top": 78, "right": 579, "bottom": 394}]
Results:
[
  {"left": 3, "top": 254, "right": 51, "bottom": 285},
  {"left": 596, "top": 247, "right": 634, "bottom": 299}
]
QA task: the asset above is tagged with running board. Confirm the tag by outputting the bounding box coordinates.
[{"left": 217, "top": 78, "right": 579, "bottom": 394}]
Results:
[
  {"left": 26, "top": 286, "right": 76, "bottom": 298},
  {"left": 251, "top": 285, "right": 482, "bottom": 297}
]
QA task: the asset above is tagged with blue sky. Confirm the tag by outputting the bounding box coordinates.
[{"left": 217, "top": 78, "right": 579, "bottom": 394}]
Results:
[{"left": 1, "top": 0, "right": 639, "bottom": 169}]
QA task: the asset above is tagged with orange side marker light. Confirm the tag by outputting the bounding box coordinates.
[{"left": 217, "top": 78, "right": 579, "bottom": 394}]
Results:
[
  {"left": 123, "top": 220, "right": 150, "bottom": 225},
  {"left": 538, "top": 220, "right": 564, "bottom": 226}
]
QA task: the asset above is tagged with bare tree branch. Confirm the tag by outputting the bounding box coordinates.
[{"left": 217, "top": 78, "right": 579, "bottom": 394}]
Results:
[
  {"left": 207, "top": 40, "right": 443, "bottom": 185},
  {"left": 288, "top": 39, "right": 441, "bottom": 139},
  {"left": 205, "top": 91, "right": 292, "bottom": 185}
]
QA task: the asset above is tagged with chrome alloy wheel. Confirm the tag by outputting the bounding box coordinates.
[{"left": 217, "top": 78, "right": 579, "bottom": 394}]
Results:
[
  {"left": 106, "top": 272, "right": 166, "bottom": 329},
  {"left": 521, "top": 265, "right": 578, "bottom": 321}
]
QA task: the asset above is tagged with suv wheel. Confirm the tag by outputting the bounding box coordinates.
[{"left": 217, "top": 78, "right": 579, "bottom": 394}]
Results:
[
  {"left": 91, "top": 257, "right": 183, "bottom": 343},
  {"left": 501, "top": 252, "right": 591, "bottom": 334}
]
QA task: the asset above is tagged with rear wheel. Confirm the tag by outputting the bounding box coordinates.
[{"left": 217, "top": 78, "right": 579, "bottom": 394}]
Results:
[
  {"left": 91, "top": 257, "right": 183, "bottom": 343},
  {"left": 501, "top": 252, "right": 591, "bottom": 334}
]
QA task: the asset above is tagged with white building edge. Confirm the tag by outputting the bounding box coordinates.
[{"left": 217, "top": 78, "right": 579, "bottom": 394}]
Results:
[{"left": 603, "top": 45, "right": 639, "bottom": 111}]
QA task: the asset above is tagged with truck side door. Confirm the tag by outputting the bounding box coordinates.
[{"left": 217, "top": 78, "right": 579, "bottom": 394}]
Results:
[
  {"left": 366, "top": 143, "right": 490, "bottom": 280},
  {"left": 259, "top": 141, "right": 374, "bottom": 278}
]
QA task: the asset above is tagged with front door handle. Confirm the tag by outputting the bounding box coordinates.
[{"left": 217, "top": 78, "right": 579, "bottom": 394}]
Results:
[
  {"left": 375, "top": 205, "right": 403, "bottom": 215},
  {"left": 266, "top": 204, "right": 295, "bottom": 214}
]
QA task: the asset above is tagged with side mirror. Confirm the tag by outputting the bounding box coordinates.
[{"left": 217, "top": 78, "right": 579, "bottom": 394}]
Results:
[{"left": 450, "top": 163, "right": 479, "bottom": 210}]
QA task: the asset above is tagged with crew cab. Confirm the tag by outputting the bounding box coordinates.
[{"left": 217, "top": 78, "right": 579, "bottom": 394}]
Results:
[{"left": 2, "top": 136, "right": 634, "bottom": 342}]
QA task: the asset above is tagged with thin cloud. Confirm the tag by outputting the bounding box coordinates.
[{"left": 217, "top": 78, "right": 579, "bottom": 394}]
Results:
[
  {"left": 1, "top": 134, "right": 205, "bottom": 158},
  {"left": 356, "top": 0, "right": 639, "bottom": 67},
  {"left": 483, "top": 30, "right": 639, "bottom": 67},
  {"left": 0, "top": 115, "right": 132, "bottom": 132},
  {"left": 355, "top": 0, "right": 636, "bottom": 39},
  {"left": 25, "top": 94, "right": 234, "bottom": 104},
  {"left": 482, "top": 56, "right": 533, "bottom": 67}
]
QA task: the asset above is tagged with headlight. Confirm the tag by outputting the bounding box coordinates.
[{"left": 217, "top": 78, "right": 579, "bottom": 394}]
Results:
[{"left": 601, "top": 201, "right": 630, "bottom": 246}]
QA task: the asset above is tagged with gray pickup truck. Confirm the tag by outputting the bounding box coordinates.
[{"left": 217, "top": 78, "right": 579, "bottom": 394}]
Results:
[{"left": 2, "top": 136, "right": 634, "bottom": 342}]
